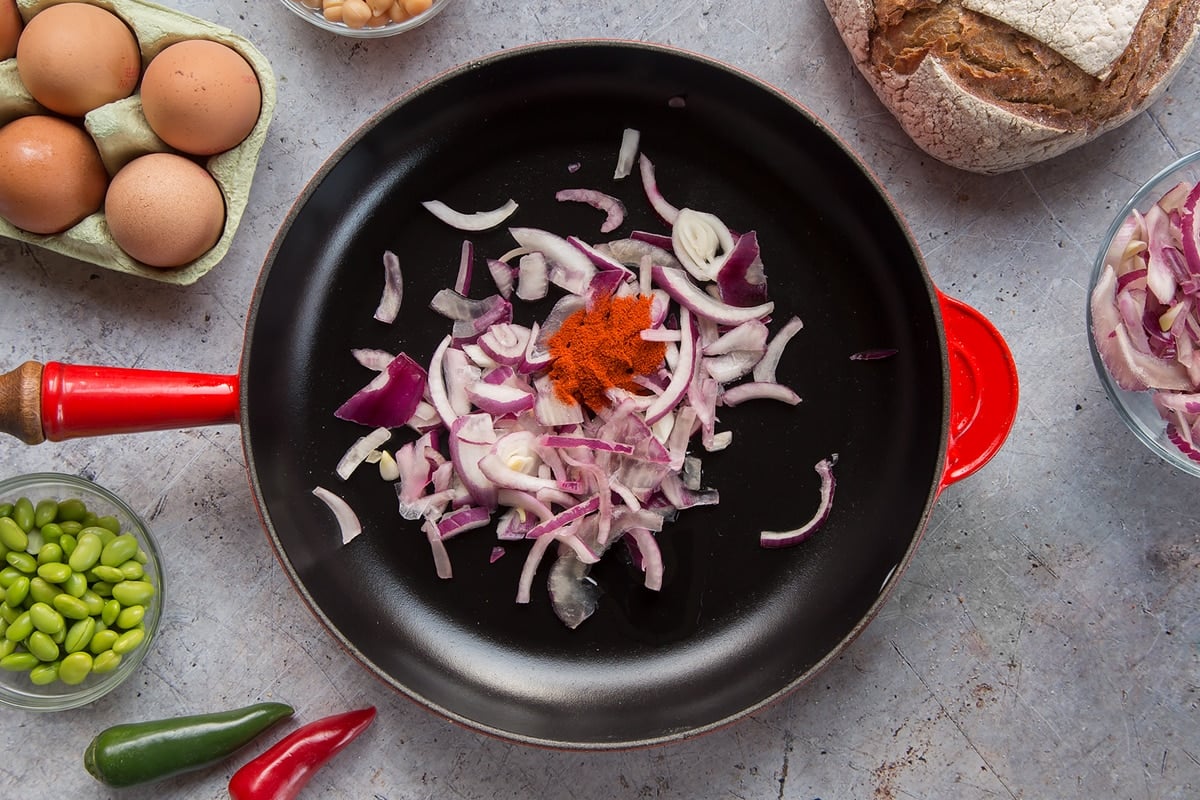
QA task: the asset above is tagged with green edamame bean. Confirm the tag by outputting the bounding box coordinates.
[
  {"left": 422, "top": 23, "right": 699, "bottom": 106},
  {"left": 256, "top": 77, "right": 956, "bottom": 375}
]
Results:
[
  {"left": 118, "top": 561, "right": 143, "bottom": 580},
  {"left": 101, "top": 599, "right": 120, "bottom": 626},
  {"left": 90, "top": 566, "right": 125, "bottom": 583},
  {"left": 95, "top": 516, "right": 121, "bottom": 535},
  {"left": 6, "top": 611, "right": 32, "bottom": 642},
  {"left": 91, "top": 581, "right": 113, "bottom": 597},
  {"left": 111, "top": 581, "right": 154, "bottom": 607},
  {"left": 59, "top": 534, "right": 77, "bottom": 557},
  {"left": 28, "top": 630, "right": 59, "bottom": 661},
  {"left": 56, "top": 498, "right": 87, "bottom": 522},
  {"left": 29, "top": 602, "right": 64, "bottom": 635},
  {"left": 51, "top": 626, "right": 66, "bottom": 644},
  {"left": 58, "top": 521, "right": 82, "bottom": 536},
  {"left": 62, "top": 571, "right": 88, "bottom": 598},
  {"left": 33, "top": 499, "right": 59, "bottom": 529},
  {"left": 80, "top": 591, "right": 105, "bottom": 616},
  {"left": 36, "top": 542, "right": 63, "bottom": 566},
  {"left": 58, "top": 651, "right": 92, "bottom": 684},
  {"left": 80, "top": 511, "right": 99, "bottom": 527},
  {"left": 28, "top": 577, "right": 60, "bottom": 605},
  {"left": 4, "top": 576, "right": 29, "bottom": 607},
  {"left": 5, "top": 551, "right": 35, "bottom": 574},
  {"left": 39, "top": 522, "right": 62, "bottom": 543},
  {"left": 29, "top": 662, "right": 60, "bottom": 685},
  {"left": 0, "top": 502, "right": 11, "bottom": 517},
  {"left": 115, "top": 605, "right": 144, "bottom": 629},
  {"left": 111, "top": 628, "right": 144, "bottom": 655},
  {"left": 0, "top": 618, "right": 6, "bottom": 637},
  {"left": 36, "top": 562, "right": 72, "bottom": 584},
  {"left": 0, "top": 603, "right": 18, "bottom": 624},
  {"left": 89, "top": 629, "right": 119, "bottom": 654},
  {"left": 0, "top": 639, "right": 14, "bottom": 659},
  {"left": 0, "top": 567, "right": 20, "bottom": 588},
  {"left": 65, "top": 617, "right": 96, "bottom": 653},
  {"left": 0, "top": 517, "right": 28, "bottom": 552},
  {"left": 91, "top": 649, "right": 121, "bottom": 674},
  {"left": 52, "top": 593, "right": 90, "bottom": 621},
  {"left": 12, "top": 497, "right": 35, "bottom": 532},
  {"left": 0, "top": 652, "right": 39, "bottom": 671},
  {"left": 134, "top": 549, "right": 148, "bottom": 565},
  {"left": 100, "top": 534, "right": 138, "bottom": 568},
  {"left": 68, "top": 532, "right": 103, "bottom": 572}
]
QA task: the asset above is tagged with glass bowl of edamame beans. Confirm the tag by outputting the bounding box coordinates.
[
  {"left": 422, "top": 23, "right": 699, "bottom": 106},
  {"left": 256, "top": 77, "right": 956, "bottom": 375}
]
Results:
[
  {"left": 276, "top": 0, "right": 453, "bottom": 38},
  {"left": 0, "top": 473, "right": 163, "bottom": 712}
]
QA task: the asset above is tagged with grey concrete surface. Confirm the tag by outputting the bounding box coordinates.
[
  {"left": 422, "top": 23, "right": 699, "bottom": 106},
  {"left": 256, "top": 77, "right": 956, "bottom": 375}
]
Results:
[{"left": 2, "top": 1, "right": 1199, "bottom": 798}]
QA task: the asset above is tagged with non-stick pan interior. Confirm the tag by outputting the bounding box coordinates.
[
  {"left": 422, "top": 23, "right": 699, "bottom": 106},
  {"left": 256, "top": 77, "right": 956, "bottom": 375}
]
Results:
[{"left": 243, "top": 41, "right": 948, "bottom": 747}]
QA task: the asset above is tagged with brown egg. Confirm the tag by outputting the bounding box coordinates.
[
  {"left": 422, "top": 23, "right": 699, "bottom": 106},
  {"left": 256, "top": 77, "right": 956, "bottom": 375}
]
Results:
[
  {"left": 140, "top": 39, "right": 262, "bottom": 156},
  {"left": 0, "top": 115, "right": 108, "bottom": 235},
  {"left": 104, "top": 153, "right": 225, "bottom": 268},
  {"left": 0, "top": 0, "right": 22, "bottom": 61},
  {"left": 15, "top": 3, "right": 141, "bottom": 117}
]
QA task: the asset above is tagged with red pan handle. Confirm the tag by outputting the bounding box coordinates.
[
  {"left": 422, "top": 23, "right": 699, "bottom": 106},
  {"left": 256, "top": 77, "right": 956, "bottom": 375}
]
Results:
[
  {"left": 0, "top": 361, "right": 239, "bottom": 444},
  {"left": 937, "top": 292, "right": 1019, "bottom": 492}
]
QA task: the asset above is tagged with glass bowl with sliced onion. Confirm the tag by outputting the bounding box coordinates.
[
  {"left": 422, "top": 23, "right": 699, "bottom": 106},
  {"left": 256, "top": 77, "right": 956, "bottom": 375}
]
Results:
[
  {"left": 1087, "top": 149, "right": 1200, "bottom": 476},
  {"left": 277, "top": 0, "right": 453, "bottom": 37}
]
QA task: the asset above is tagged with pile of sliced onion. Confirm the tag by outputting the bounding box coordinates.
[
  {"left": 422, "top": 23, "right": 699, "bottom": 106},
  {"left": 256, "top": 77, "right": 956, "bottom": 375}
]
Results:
[
  {"left": 317, "top": 132, "right": 837, "bottom": 628},
  {"left": 1091, "top": 178, "right": 1200, "bottom": 458}
]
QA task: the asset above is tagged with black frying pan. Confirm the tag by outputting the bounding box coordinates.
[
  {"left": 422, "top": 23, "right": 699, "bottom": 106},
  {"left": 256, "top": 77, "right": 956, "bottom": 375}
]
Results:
[{"left": 1, "top": 40, "right": 1018, "bottom": 748}]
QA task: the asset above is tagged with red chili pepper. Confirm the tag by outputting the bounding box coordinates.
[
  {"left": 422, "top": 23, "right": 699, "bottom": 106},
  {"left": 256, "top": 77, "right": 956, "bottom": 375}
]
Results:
[{"left": 227, "top": 706, "right": 377, "bottom": 800}]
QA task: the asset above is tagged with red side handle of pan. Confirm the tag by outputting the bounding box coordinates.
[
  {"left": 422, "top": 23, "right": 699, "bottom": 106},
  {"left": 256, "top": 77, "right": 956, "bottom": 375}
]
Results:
[
  {"left": 0, "top": 361, "right": 239, "bottom": 445},
  {"left": 0, "top": 297, "right": 1017, "bottom": 491},
  {"left": 936, "top": 291, "right": 1019, "bottom": 493}
]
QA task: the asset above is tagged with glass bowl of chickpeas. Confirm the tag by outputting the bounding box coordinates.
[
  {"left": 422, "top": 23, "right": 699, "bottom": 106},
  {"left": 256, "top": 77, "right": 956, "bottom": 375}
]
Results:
[
  {"left": 278, "top": 0, "right": 451, "bottom": 37},
  {"left": 0, "top": 473, "right": 163, "bottom": 712}
]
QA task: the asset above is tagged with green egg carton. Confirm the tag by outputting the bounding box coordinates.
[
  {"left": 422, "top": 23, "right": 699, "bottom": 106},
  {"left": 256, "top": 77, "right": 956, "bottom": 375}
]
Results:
[{"left": 0, "top": 0, "right": 277, "bottom": 285}]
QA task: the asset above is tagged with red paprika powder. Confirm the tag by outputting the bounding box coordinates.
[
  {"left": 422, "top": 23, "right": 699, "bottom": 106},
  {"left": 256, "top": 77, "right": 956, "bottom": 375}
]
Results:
[{"left": 547, "top": 293, "right": 666, "bottom": 411}]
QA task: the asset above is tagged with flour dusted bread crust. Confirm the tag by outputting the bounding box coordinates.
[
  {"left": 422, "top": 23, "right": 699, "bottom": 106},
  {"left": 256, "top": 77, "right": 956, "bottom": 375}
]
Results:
[{"left": 824, "top": 0, "right": 1200, "bottom": 173}]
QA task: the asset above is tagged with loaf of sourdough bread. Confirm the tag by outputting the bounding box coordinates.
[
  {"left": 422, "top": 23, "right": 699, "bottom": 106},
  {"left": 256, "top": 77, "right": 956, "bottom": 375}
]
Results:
[{"left": 824, "top": 0, "right": 1200, "bottom": 173}]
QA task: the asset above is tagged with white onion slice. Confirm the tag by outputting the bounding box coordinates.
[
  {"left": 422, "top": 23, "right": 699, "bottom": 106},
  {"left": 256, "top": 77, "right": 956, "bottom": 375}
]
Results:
[
  {"left": 671, "top": 208, "right": 735, "bottom": 282},
  {"left": 752, "top": 316, "right": 804, "bottom": 383},
  {"left": 422, "top": 198, "right": 519, "bottom": 231},
  {"left": 335, "top": 426, "right": 392, "bottom": 480},
  {"left": 373, "top": 250, "right": 404, "bottom": 323},
  {"left": 312, "top": 486, "right": 363, "bottom": 545},
  {"left": 613, "top": 128, "right": 640, "bottom": 179},
  {"left": 652, "top": 265, "right": 774, "bottom": 326},
  {"left": 720, "top": 382, "right": 802, "bottom": 407}
]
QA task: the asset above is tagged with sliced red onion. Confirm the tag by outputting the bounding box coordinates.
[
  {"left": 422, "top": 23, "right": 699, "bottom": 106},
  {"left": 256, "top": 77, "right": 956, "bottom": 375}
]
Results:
[
  {"left": 516, "top": 252, "right": 549, "bottom": 301},
  {"left": 760, "top": 455, "right": 837, "bottom": 548},
  {"left": 516, "top": 527, "right": 558, "bottom": 603},
  {"left": 533, "top": 374, "right": 586, "bottom": 426},
  {"left": 605, "top": 236, "right": 683, "bottom": 272},
  {"left": 334, "top": 352, "right": 428, "bottom": 429},
  {"left": 312, "top": 486, "right": 362, "bottom": 545},
  {"left": 436, "top": 505, "right": 492, "bottom": 540},
  {"left": 547, "top": 548, "right": 601, "bottom": 629},
  {"left": 486, "top": 258, "right": 515, "bottom": 298},
  {"left": 490, "top": 546, "right": 506, "bottom": 563},
  {"left": 638, "top": 153, "right": 679, "bottom": 225},
  {"left": 652, "top": 265, "right": 774, "bottom": 326},
  {"left": 567, "top": 235, "right": 636, "bottom": 276},
  {"left": 643, "top": 307, "right": 695, "bottom": 425},
  {"left": 753, "top": 316, "right": 804, "bottom": 383},
  {"left": 539, "top": 434, "right": 636, "bottom": 455},
  {"left": 351, "top": 347, "right": 396, "bottom": 371},
  {"left": 704, "top": 319, "right": 768, "bottom": 356},
  {"left": 374, "top": 250, "right": 404, "bottom": 323},
  {"left": 720, "top": 381, "right": 802, "bottom": 407},
  {"left": 421, "top": 518, "right": 453, "bottom": 578},
  {"left": 441, "top": 347, "right": 479, "bottom": 417},
  {"left": 672, "top": 208, "right": 735, "bottom": 282},
  {"left": 335, "top": 426, "right": 391, "bottom": 480},
  {"left": 510, "top": 227, "right": 596, "bottom": 296},
  {"left": 478, "top": 323, "right": 532, "bottom": 366},
  {"left": 422, "top": 198, "right": 519, "bottom": 231},
  {"left": 427, "top": 334, "right": 459, "bottom": 428},
  {"left": 641, "top": 327, "right": 681, "bottom": 342},
  {"left": 527, "top": 495, "right": 600, "bottom": 539},
  {"left": 452, "top": 295, "right": 513, "bottom": 341},
  {"left": 556, "top": 189, "right": 627, "bottom": 233},
  {"left": 454, "top": 239, "right": 474, "bottom": 295},
  {"left": 448, "top": 413, "right": 499, "bottom": 509},
  {"left": 613, "top": 128, "right": 640, "bottom": 180},
  {"left": 624, "top": 527, "right": 663, "bottom": 590},
  {"left": 467, "top": 382, "right": 536, "bottom": 415},
  {"left": 1091, "top": 264, "right": 1192, "bottom": 391},
  {"left": 703, "top": 350, "right": 762, "bottom": 383},
  {"left": 715, "top": 230, "right": 769, "bottom": 308}
]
